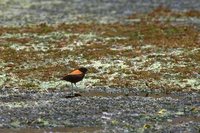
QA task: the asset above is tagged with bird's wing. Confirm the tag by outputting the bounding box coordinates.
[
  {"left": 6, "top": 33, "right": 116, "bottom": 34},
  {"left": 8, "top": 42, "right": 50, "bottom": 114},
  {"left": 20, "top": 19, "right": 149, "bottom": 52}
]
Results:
[{"left": 68, "top": 69, "right": 83, "bottom": 75}]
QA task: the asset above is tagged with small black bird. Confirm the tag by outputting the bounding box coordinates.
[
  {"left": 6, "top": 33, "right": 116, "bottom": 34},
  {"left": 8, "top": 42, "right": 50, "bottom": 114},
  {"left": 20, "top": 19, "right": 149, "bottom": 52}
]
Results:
[{"left": 62, "top": 67, "right": 88, "bottom": 88}]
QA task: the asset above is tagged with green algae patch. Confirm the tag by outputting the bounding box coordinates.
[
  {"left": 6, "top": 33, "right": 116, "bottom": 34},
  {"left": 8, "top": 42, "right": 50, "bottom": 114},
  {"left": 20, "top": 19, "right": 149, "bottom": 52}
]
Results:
[
  {"left": 35, "top": 118, "right": 50, "bottom": 127},
  {"left": 10, "top": 120, "right": 21, "bottom": 128},
  {"left": 0, "top": 12, "right": 199, "bottom": 92},
  {"left": 0, "top": 74, "right": 7, "bottom": 87},
  {"left": 1, "top": 101, "right": 35, "bottom": 108}
]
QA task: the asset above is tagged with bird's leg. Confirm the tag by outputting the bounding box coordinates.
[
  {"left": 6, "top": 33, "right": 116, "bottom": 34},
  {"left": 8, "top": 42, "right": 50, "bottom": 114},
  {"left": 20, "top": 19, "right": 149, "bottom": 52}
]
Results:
[
  {"left": 74, "top": 83, "right": 78, "bottom": 89},
  {"left": 71, "top": 83, "right": 73, "bottom": 89},
  {"left": 71, "top": 83, "right": 74, "bottom": 95}
]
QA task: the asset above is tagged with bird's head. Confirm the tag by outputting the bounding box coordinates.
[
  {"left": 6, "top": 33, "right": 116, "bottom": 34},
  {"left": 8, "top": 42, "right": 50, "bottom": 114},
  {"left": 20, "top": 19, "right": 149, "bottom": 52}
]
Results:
[{"left": 79, "top": 67, "right": 88, "bottom": 74}]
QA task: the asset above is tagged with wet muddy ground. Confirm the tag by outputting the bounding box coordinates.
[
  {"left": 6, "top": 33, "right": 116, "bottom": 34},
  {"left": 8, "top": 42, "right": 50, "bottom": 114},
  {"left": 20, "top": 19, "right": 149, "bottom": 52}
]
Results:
[{"left": 0, "top": 88, "right": 199, "bottom": 132}]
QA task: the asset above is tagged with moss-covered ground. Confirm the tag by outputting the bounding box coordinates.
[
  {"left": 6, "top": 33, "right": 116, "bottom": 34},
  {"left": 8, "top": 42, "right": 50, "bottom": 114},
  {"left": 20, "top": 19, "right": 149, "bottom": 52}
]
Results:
[{"left": 0, "top": 7, "right": 199, "bottom": 92}]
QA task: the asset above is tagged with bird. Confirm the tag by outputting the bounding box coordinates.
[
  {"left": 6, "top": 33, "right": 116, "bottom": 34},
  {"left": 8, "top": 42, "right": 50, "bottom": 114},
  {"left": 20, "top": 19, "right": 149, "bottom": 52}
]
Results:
[{"left": 61, "top": 67, "right": 88, "bottom": 89}]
